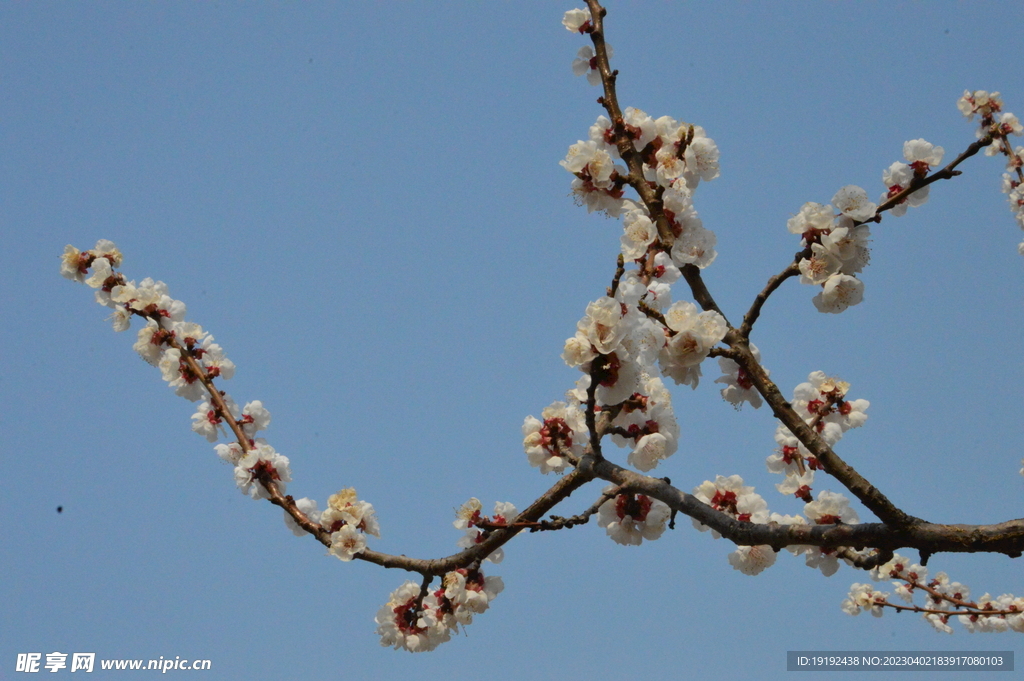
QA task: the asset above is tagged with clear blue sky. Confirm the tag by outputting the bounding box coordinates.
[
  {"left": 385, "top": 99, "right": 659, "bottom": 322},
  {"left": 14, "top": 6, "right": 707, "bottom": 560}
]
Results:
[{"left": 4, "top": 2, "right": 1024, "bottom": 679}]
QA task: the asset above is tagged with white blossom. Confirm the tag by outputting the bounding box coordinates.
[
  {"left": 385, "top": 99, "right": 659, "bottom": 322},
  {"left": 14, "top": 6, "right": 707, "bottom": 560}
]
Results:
[
  {"left": 799, "top": 243, "right": 842, "bottom": 285},
  {"left": 957, "top": 90, "right": 1003, "bottom": 125},
  {"left": 804, "top": 490, "right": 859, "bottom": 525},
  {"left": 998, "top": 112, "right": 1023, "bottom": 136},
  {"left": 903, "top": 138, "right": 944, "bottom": 167},
  {"left": 812, "top": 273, "right": 864, "bottom": 314},
  {"left": 233, "top": 442, "right": 292, "bottom": 500},
  {"left": 60, "top": 244, "right": 86, "bottom": 282},
  {"left": 577, "top": 296, "right": 629, "bottom": 355},
  {"left": 670, "top": 222, "right": 718, "bottom": 269},
  {"left": 842, "top": 583, "right": 888, "bottom": 617},
  {"left": 623, "top": 107, "right": 658, "bottom": 149},
  {"left": 328, "top": 524, "right": 367, "bottom": 561},
  {"left": 881, "top": 161, "right": 929, "bottom": 216},
  {"left": 240, "top": 400, "right": 271, "bottom": 437},
  {"left": 190, "top": 396, "right": 235, "bottom": 443},
  {"left": 522, "top": 401, "right": 586, "bottom": 474},
  {"left": 832, "top": 185, "right": 877, "bottom": 222},
  {"left": 597, "top": 487, "right": 670, "bottom": 545},
  {"left": 621, "top": 211, "right": 657, "bottom": 260},
  {"left": 821, "top": 218, "right": 871, "bottom": 274},
  {"left": 562, "top": 8, "right": 591, "bottom": 33},
  {"left": 728, "top": 545, "right": 777, "bottom": 576},
  {"left": 658, "top": 302, "right": 727, "bottom": 387},
  {"left": 682, "top": 134, "right": 720, "bottom": 188},
  {"left": 692, "top": 475, "right": 768, "bottom": 536},
  {"left": 787, "top": 202, "right": 834, "bottom": 238},
  {"left": 375, "top": 581, "right": 450, "bottom": 653},
  {"left": 445, "top": 569, "right": 503, "bottom": 620},
  {"left": 320, "top": 488, "right": 381, "bottom": 538}
]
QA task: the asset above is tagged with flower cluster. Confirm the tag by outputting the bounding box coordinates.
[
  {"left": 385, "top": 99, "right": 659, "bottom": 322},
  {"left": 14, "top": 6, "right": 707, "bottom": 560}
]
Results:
[
  {"left": 547, "top": 8, "right": 738, "bottom": 482},
  {"left": 958, "top": 90, "right": 1021, "bottom": 147},
  {"left": 522, "top": 401, "right": 588, "bottom": 474},
  {"left": 560, "top": 138, "right": 627, "bottom": 216},
  {"left": 869, "top": 553, "right": 929, "bottom": 597},
  {"left": 549, "top": 292, "right": 717, "bottom": 474},
  {"left": 691, "top": 475, "right": 784, "bottom": 575},
  {"left": 62, "top": 241, "right": 300, "bottom": 505},
  {"left": 63, "top": 242, "right": 386, "bottom": 567},
  {"left": 61, "top": 239, "right": 123, "bottom": 284},
  {"left": 692, "top": 475, "right": 769, "bottom": 533},
  {"left": 561, "top": 108, "right": 720, "bottom": 230},
  {"left": 658, "top": 301, "right": 728, "bottom": 388},
  {"left": 563, "top": 8, "right": 613, "bottom": 86},
  {"left": 880, "top": 139, "right": 943, "bottom": 217},
  {"left": 321, "top": 488, "right": 381, "bottom": 561},
  {"left": 62, "top": 242, "right": 236, "bottom": 392},
  {"left": 766, "top": 492, "right": 861, "bottom": 579},
  {"left": 219, "top": 440, "right": 292, "bottom": 501},
  {"left": 715, "top": 343, "right": 764, "bottom": 409},
  {"left": 193, "top": 398, "right": 270, "bottom": 444},
  {"left": 596, "top": 486, "right": 670, "bottom": 545},
  {"left": 375, "top": 570, "right": 504, "bottom": 652},
  {"left": 787, "top": 192, "right": 873, "bottom": 314},
  {"left": 756, "top": 371, "right": 866, "bottom": 578},
  {"left": 957, "top": 91, "right": 1024, "bottom": 248},
  {"left": 605, "top": 376, "right": 680, "bottom": 471},
  {"left": 767, "top": 372, "right": 868, "bottom": 500},
  {"left": 546, "top": 282, "right": 727, "bottom": 474},
  {"left": 375, "top": 581, "right": 448, "bottom": 653},
  {"left": 843, "top": 553, "right": 1024, "bottom": 634},
  {"left": 841, "top": 583, "right": 889, "bottom": 618},
  {"left": 454, "top": 498, "right": 518, "bottom": 563}
]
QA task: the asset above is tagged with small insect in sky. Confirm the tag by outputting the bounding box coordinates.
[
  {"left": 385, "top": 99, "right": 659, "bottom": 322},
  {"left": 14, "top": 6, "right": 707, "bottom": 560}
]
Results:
[{"left": 56, "top": 506, "right": 63, "bottom": 513}]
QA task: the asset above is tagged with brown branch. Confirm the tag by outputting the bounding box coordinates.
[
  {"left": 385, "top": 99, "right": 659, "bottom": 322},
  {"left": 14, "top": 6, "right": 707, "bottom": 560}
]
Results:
[
  {"left": 588, "top": 456, "right": 1024, "bottom": 557},
  {"left": 680, "top": 263, "right": 732, "bottom": 324},
  {"left": 263, "top": 485, "right": 332, "bottom": 547},
  {"left": 585, "top": 360, "right": 605, "bottom": 460},
  {"left": 584, "top": 1, "right": 736, "bottom": 328},
  {"left": 351, "top": 466, "right": 596, "bottom": 576},
  {"left": 71, "top": 243, "right": 1024, "bottom": 600},
  {"left": 637, "top": 300, "right": 667, "bottom": 327},
  {"left": 837, "top": 547, "right": 893, "bottom": 570},
  {"left": 876, "top": 135, "right": 994, "bottom": 216},
  {"left": 147, "top": 302, "right": 608, "bottom": 577},
  {"left": 607, "top": 253, "right": 625, "bottom": 297},
  {"left": 740, "top": 134, "right": 995, "bottom": 340},
  {"left": 868, "top": 572, "right": 1021, "bottom": 621},
  {"left": 166, "top": 334, "right": 252, "bottom": 453},
  {"left": 253, "top": 454, "right": 602, "bottom": 577},
  {"left": 583, "top": 0, "right": 672, "bottom": 247},
  {"left": 478, "top": 484, "right": 622, "bottom": 533},
  {"left": 740, "top": 259, "right": 802, "bottom": 338},
  {"left": 728, "top": 333, "right": 915, "bottom": 527}
]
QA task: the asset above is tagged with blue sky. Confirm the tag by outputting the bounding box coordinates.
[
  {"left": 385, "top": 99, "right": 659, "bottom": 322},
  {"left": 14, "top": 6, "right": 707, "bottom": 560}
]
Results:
[{"left": 4, "top": 2, "right": 1024, "bottom": 679}]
